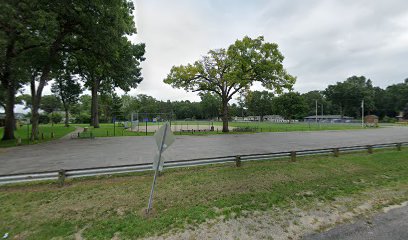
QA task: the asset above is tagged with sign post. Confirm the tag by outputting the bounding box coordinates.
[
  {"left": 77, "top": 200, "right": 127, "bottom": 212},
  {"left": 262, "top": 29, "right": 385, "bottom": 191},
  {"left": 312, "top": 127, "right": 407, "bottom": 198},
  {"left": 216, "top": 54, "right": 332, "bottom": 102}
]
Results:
[{"left": 146, "top": 122, "right": 175, "bottom": 214}]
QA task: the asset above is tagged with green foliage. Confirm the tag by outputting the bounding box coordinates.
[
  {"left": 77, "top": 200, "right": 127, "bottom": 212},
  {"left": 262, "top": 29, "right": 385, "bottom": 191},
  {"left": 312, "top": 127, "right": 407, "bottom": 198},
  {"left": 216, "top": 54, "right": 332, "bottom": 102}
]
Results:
[
  {"left": 325, "top": 76, "right": 375, "bottom": 117},
  {"left": 51, "top": 71, "right": 82, "bottom": 111},
  {"left": 74, "top": 114, "right": 91, "bottom": 124},
  {"left": 382, "top": 82, "right": 408, "bottom": 117},
  {"left": 164, "top": 36, "right": 295, "bottom": 131},
  {"left": 301, "top": 90, "right": 332, "bottom": 116},
  {"left": 403, "top": 103, "right": 408, "bottom": 119},
  {"left": 99, "top": 92, "right": 123, "bottom": 122},
  {"left": 39, "top": 95, "right": 61, "bottom": 114},
  {"left": 38, "top": 114, "right": 49, "bottom": 124},
  {"left": 245, "top": 90, "right": 274, "bottom": 119},
  {"left": 49, "top": 112, "right": 63, "bottom": 123},
  {"left": 274, "top": 92, "right": 308, "bottom": 120},
  {"left": 200, "top": 93, "right": 220, "bottom": 119}
]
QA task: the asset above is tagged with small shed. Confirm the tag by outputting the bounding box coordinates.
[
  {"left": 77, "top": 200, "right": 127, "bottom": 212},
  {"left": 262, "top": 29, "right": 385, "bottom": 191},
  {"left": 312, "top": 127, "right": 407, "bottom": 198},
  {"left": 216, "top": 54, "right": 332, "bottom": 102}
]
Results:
[{"left": 364, "top": 115, "right": 379, "bottom": 127}]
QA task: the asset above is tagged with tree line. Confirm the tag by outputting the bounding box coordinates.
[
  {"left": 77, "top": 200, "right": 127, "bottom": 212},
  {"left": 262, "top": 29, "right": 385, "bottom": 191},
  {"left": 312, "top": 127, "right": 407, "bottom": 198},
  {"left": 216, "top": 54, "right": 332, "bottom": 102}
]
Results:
[{"left": 19, "top": 75, "right": 408, "bottom": 126}]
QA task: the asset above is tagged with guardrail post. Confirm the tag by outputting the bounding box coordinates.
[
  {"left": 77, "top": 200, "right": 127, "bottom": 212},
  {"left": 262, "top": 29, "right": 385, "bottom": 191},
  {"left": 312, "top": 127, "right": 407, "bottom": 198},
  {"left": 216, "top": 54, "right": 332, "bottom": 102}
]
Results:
[
  {"left": 367, "top": 145, "right": 373, "bottom": 154},
  {"left": 333, "top": 148, "right": 339, "bottom": 157},
  {"left": 290, "top": 151, "right": 296, "bottom": 162},
  {"left": 235, "top": 155, "right": 241, "bottom": 167},
  {"left": 58, "top": 169, "right": 66, "bottom": 187},
  {"left": 396, "top": 143, "right": 402, "bottom": 151}
]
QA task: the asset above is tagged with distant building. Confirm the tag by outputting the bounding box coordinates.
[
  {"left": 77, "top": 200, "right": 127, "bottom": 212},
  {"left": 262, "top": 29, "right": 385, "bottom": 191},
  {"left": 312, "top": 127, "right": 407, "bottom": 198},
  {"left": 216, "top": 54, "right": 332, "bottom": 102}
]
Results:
[{"left": 304, "top": 115, "right": 353, "bottom": 123}]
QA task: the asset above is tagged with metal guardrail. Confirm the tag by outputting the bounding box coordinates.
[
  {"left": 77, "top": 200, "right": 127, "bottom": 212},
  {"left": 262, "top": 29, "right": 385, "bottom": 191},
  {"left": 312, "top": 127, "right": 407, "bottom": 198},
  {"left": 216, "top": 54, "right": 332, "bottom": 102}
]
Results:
[{"left": 0, "top": 142, "right": 407, "bottom": 185}]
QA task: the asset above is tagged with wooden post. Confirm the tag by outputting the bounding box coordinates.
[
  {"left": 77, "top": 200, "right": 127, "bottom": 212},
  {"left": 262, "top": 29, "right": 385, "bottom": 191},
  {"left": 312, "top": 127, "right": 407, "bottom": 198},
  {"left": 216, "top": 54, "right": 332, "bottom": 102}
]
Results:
[
  {"left": 41, "top": 132, "right": 44, "bottom": 140},
  {"left": 333, "top": 148, "right": 339, "bottom": 157},
  {"left": 77, "top": 132, "right": 80, "bottom": 138},
  {"left": 235, "top": 155, "right": 241, "bottom": 167},
  {"left": 58, "top": 169, "right": 66, "bottom": 187},
  {"left": 290, "top": 151, "right": 296, "bottom": 162},
  {"left": 367, "top": 145, "right": 373, "bottom": 154},
  {"left": 397, "top": 143, "right": 402, "bottom": 151}
]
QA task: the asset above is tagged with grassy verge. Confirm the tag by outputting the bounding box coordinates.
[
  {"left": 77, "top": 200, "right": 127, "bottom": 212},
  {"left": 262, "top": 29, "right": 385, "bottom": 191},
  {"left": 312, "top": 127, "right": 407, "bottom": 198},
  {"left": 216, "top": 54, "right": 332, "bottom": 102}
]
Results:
[
  {"left": 1, "top": 148, "right": 408, "bottom": 239},
  {"left": 0, "top": 124, "right": 75, "bottom": 148}
]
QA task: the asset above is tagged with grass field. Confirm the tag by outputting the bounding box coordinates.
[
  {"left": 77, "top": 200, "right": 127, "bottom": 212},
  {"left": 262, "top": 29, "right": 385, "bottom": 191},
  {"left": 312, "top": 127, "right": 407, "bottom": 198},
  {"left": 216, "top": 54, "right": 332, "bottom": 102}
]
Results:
[
  {"left": 0, "top": 124, "right": 75, "bottom": 148},
  {"left": 74, "top": 121, "right": 364, "bottom": 138},
  {"left": 1, "top": 148, "right": 407, "bottom": 239}
]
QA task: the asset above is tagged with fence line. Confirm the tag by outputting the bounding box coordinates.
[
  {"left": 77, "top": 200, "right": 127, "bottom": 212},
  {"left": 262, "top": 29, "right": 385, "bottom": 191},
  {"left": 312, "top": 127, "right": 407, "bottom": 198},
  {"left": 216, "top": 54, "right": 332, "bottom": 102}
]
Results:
[{"left": 0, "top": 142, "right": 406, "bottom": 185}]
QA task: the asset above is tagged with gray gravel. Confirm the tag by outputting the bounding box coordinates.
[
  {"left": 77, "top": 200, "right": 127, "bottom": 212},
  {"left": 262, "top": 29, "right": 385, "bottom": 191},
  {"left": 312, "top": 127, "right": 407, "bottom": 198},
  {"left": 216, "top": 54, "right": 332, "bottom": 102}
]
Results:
[
  {"left": 1, "top": 127, "right": 408, "bottom": 174},
  {"left": 303, "top": 204, "right": 408, "bottom": 240}
]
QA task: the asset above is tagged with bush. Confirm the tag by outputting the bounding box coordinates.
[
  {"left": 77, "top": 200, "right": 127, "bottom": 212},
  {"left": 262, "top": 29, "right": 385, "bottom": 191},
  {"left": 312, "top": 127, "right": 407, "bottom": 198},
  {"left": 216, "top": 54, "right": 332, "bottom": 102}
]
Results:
[
  {"left": 39, "top": 114, "right": 49, "bottom": 124},
  {"left": 382, "top": 116, "right": 397, "bottom": 123},
  {"left": 74, "top": 114, "right": 91, "bottom": 124},
  {"left": 49, "top": 113, "right": 63, "bottom": 123}
]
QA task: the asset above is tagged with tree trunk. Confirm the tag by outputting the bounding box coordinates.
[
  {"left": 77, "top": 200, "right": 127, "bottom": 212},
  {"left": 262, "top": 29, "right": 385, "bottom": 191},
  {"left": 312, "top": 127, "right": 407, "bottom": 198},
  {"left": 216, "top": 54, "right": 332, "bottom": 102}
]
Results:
[
  {"left": 30, "top": 105, "right": 40, "bottom": 141},
  {"left": 91, "top": 79, "right": 100, "bottom": 128},
  {"left": 30, "top": 71, "right": 47, "bottom": 141},
  {"left": 221, "top": 97, "right": 229, "bottom": 132},
  {"left": 2, "top": 83, "right": 16, "bottom": 140},
  {"left": 64, "top": 108, "right": 69, "bottom": 127},
  {"left": 1, "top": 36, "right": 16, "bottom": 141}
]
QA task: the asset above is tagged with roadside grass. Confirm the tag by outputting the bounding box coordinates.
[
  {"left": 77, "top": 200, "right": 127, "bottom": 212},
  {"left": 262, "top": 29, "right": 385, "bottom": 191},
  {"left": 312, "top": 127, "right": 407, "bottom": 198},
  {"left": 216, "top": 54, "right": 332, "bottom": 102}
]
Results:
[
  {"left": 1, "top": 148, "right": 408, "bottom": 239},
  {"left": 0, "top": 124, "right": 75, "bottom": 148}
]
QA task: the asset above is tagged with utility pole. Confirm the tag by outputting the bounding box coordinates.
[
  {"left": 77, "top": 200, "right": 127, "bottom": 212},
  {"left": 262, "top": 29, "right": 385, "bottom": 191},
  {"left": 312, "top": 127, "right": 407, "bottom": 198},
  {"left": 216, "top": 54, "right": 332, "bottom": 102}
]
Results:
[
  {"left": 315, "top": 100, "right": 318, "bottom": 123},
  {"left": 361, "top": 99, "right": 364, "bottom": 128},
  {"left": 321, "top": 103, "right": 323, "bottom": 117}
]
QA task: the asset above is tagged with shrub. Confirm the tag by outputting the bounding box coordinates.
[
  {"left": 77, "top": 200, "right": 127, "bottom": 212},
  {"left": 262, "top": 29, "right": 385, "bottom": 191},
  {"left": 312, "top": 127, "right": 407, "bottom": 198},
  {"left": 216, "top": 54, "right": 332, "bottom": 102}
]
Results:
[
  {"left": 74, "top": 114, "right": 91, "bottom": 124},
  {"left": 49, "top": 113, "right": 63, "bottom": 123},
  {"left": 39, "top": 114, "right": 49, "bottom": 124}
]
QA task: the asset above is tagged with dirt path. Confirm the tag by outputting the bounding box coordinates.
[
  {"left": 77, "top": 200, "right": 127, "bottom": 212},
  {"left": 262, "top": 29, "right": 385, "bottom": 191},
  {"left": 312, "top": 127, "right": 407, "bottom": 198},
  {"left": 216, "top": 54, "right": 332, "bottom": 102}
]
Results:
[{"left": 60, "top": 126, "right": 84, "bottom": 140}]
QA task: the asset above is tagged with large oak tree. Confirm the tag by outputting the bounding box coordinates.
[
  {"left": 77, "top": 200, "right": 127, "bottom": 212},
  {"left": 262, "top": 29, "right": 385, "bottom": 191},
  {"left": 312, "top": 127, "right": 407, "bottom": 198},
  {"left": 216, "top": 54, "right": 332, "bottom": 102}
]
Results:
[{"left": 164, "top": 36, "right": 295, "bottom": 132}]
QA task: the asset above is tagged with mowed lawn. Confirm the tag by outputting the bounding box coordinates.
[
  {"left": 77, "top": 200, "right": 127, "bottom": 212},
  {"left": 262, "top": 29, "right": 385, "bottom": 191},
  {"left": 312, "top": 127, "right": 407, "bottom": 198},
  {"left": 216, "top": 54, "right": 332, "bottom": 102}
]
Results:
[
  {"left": 73, "top": 121, "right": 364, "bottom": 138},
  {"left": 0, "top": 124, "right": 75, "bottom": 148},
  {"left": 1, "top": 148, "right": 408, "bottom": 239}
]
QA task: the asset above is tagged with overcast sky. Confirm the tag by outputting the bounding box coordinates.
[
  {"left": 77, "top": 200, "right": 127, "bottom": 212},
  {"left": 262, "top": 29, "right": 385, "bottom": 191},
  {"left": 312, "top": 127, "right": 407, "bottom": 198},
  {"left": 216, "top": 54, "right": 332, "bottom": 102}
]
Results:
[{"left": 127, "top": 0, "right": 408, "bottom": 102}]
